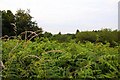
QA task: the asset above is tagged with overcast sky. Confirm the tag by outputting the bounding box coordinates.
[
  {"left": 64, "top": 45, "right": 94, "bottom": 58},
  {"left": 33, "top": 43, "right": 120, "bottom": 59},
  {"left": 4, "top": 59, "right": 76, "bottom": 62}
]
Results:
[{"left": 0, "top": 0, "right": 119, "bottom": 34}]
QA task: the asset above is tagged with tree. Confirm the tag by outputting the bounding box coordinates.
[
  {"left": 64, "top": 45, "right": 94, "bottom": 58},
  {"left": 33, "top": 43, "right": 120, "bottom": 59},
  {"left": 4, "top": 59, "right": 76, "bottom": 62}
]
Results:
[
  {"left": 58, "top": 32, "right": 61, "bottom": 35},
  {"left": 43, "top": 32, "right": 52, "bottom": 38},
  {"left": 15, "top": 9, "right": 42, "bottom": 35},
  {"left": 2, "top": 10, "right": 15, "bottom": 36},
  {"left": 76, "top": 29, "right": 80, "bottom": 34},
  {"left": 75, "top": 31, "right": 97, "bottom": 43},
  {"left": 2, "top": 9, "right": 42, "bottom": 36}
]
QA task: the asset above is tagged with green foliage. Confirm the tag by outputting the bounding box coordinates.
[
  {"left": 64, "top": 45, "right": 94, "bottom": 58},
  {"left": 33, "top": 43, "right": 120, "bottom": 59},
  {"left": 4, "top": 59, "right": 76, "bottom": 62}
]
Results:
[
  {"left": 2, "top": 10, "right": 15, "bottom": 36},
  {"left": 52, "top": 33, "right": 75, "bottom": 43},
  {"left": 1, "top": 38, "right": 120, "bottom": 79},
  {"left": 43, "top": 32, "right": 52, "bottom": 39},
  {"left": 1, "top": 9, "right": 119, "bottom": 47},
  {"left": 76, "top": 31, "right": 97, "bottom": 43},
  {"left": 75, "top": 29, "right": 119, "bottom": 47},
  {"left": 2, "top": 9, "right": 42, "bottom": 36}
]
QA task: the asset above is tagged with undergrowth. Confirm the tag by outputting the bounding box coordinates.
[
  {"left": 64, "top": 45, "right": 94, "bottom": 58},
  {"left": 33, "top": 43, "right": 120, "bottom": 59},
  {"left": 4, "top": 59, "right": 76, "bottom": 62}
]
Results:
[{"left": 1, "top": 38, "right": 120, "bottom": 79}]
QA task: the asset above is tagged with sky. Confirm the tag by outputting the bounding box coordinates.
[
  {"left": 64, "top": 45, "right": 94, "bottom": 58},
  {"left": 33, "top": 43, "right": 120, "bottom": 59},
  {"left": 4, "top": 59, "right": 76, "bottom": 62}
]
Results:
[{"left": 0, "top": 0, "right": 119, "bottom": 34}]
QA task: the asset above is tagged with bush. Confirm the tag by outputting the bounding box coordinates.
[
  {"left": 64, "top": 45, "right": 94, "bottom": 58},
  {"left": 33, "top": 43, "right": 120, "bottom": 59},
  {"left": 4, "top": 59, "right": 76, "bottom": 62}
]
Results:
[{"left": 1, "top": 39, "right": 120, "bottom": 79}]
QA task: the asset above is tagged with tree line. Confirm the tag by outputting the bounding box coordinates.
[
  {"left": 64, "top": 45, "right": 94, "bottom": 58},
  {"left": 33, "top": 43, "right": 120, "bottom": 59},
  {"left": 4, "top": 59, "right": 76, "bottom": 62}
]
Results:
[
  {"left": 43, "top": 29, "right": 119, "bottom": 47},
  {"left": 1, "top": 9, "right": 42, "bottom": 36},
  {"left": 1, "top": 9, "right": 119, "bottom": 47}
]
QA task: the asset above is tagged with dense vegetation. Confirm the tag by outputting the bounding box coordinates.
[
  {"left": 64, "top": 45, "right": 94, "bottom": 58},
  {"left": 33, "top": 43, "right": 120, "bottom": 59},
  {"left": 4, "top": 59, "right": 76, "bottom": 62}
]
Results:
[
  {"left": 1, "top": 10, "right": 120, "bottom": 47},
  {"left": 1, "top": 38, "right": 120, "bottom": 79},
  {"left": 1, "top": 9, "right": 42, "bottom": 36},
  {"left": 50, "top": 29, "right": 119, "bottom": 47},
  {"left": 0, "top": 9, "right": 120, "bottom": 47},
  {"left": 0, "top": 10, "right": 120, "bottom": 79}
]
